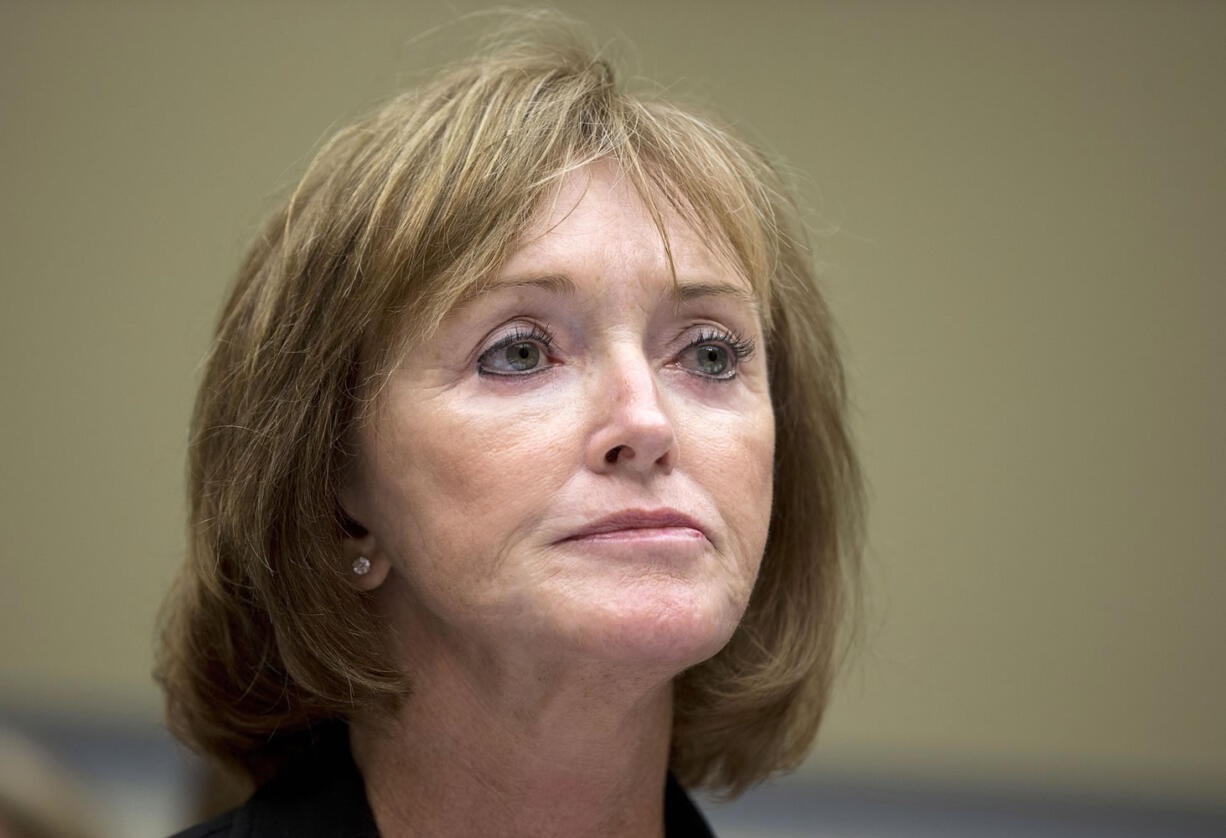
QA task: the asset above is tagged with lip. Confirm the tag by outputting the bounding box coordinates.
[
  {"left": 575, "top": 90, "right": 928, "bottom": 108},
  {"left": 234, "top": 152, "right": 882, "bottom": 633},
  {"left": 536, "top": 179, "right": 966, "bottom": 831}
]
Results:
[{"left": 561, "top": 508, "right": 707, "bottom": 542}]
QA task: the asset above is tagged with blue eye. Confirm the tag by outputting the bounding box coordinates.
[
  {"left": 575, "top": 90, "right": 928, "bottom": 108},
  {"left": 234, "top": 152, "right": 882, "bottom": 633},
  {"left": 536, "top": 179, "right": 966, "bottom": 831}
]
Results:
[
  {"left": 683, "top": 343, "right": 732, "bottom": 377},
  {"left": 677, "top": 328, "right": 755, "bottom": 380},
  {"left": 477, "top": 326, "right": 554, "bottom": 376}
]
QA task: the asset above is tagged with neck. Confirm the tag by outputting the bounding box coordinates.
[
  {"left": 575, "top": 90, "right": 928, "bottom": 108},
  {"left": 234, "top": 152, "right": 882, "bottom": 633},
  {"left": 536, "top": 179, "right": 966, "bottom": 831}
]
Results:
[{"left": 350, "top": 643, "right": 675, "bottom": 838}]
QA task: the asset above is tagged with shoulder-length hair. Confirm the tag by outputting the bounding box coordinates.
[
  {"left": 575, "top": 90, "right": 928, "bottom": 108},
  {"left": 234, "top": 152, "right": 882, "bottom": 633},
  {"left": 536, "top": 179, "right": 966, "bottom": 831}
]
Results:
[{"left": 155, "top": 28, "right": 863, "bottom": 797}]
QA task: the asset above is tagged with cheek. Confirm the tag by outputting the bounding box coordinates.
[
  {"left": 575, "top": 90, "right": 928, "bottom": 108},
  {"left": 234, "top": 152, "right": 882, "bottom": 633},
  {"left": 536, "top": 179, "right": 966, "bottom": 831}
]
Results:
[
  {"left": 367, "top": 391, "right": 575, "bottom": 570},
  {"left": 680, "top": 398, "right": 775, "bottom": 570},
  {"left": 421, "top": 395, "right": 570, "bottom": 502}
]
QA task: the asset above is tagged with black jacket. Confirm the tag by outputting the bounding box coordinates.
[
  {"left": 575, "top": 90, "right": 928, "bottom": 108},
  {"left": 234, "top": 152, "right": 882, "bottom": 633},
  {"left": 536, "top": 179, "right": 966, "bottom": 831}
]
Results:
[{"left": 170, "top": 732, "right": 716, "bottom": 838}]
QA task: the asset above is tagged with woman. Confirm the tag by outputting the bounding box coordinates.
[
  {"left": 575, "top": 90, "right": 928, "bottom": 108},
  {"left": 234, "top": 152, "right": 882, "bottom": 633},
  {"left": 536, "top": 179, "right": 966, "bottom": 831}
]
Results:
[{"left": 157, "top": 28, "right": 863, "bottom": 838}]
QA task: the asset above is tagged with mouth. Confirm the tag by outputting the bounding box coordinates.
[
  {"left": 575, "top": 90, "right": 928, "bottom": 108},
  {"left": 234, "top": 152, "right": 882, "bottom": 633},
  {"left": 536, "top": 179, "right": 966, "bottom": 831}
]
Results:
[{"left": 560, "top": 508, "right": 707, "bottom": 543}]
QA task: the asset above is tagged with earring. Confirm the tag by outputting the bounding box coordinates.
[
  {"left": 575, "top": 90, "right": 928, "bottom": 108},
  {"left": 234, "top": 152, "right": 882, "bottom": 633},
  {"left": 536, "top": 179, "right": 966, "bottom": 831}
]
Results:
[{"left": 352, "top": 556, "right": 371, "bottom": 576}]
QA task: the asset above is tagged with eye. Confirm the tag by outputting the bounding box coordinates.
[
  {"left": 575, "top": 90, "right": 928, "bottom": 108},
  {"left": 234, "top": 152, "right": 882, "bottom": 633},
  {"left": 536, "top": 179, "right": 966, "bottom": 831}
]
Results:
[
  {"left": 676, "top": 328, "right": 755, "bottom": 381},
  {"left": 684, "top": 343, "right": 732, "bottom": 377},
  {"left": 476, "top": 325, "right": 554, "bottom": 377}
]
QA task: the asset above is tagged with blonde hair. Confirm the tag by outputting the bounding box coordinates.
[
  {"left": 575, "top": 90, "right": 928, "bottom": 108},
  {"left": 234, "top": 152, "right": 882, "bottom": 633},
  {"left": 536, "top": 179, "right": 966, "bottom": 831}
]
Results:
[{"left": 155, "top": 27, "right": 863, "bottom": 797}]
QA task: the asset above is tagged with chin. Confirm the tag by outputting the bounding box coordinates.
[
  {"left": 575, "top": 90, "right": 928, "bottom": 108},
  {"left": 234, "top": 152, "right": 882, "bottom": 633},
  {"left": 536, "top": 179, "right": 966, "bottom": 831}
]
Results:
[{"left": 560, "top": 583, "right": 746, "bottom": 673}]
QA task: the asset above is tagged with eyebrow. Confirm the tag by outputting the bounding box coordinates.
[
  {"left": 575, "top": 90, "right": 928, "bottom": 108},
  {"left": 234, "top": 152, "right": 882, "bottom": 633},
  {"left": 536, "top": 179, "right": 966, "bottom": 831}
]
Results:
[
  {"left": 672, "top": 280, "right": 760, "bottom": 310},
  {"left": 461, "top": 272, "right": 760, "bottom": 314},
  {"left": 493, "top": 273, "right": 577, "bottom": 295}
]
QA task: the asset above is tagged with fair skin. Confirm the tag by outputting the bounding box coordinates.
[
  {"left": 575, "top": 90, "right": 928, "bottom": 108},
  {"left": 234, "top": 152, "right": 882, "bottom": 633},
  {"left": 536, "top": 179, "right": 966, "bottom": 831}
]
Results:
[{"left": 341, "top": 161, "right": 776, "bottom": 837}]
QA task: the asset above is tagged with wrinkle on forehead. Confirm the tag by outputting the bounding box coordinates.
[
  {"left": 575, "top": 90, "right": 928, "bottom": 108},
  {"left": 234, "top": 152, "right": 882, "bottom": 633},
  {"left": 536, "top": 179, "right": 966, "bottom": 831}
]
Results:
[{"left": 456, "top": 160, "right": 761, "bottom": 316}]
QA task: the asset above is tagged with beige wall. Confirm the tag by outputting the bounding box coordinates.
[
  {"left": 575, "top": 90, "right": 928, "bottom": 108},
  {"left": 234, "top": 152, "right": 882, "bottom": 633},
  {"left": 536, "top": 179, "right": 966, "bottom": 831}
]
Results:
[{"left": 2, "top": 0, "right": 1222, "bottom": 803}]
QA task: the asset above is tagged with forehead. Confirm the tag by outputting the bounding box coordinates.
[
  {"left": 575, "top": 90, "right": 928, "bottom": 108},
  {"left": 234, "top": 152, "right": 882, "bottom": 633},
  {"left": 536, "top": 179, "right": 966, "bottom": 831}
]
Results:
[
  {"left": 468, "top": 161, "right": 761, "bottom": 312},
  {"left": 525, "top": 162, "right": 727, "bottom": 259}
]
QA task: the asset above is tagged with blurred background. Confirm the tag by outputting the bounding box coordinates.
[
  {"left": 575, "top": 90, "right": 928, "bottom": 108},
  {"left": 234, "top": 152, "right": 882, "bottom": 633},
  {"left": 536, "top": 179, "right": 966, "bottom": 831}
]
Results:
[{"left": 2, "top": 1, "right": 1223, "bottom": 836}]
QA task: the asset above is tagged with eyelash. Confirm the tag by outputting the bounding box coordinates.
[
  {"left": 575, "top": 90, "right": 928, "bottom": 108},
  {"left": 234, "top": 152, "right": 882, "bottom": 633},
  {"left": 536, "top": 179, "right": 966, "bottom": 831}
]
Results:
[
  {"left": 475, "top": 324, "right": 756, "bottom": 379},
  {"left": 688, "top": 327, "right": 755, "bottom": 360},
  {"left": 678, "top": 327, "right": 756, "bottom": 381},
  {"left": 475, "top": 324, "right": 556, "bottom": 377}
]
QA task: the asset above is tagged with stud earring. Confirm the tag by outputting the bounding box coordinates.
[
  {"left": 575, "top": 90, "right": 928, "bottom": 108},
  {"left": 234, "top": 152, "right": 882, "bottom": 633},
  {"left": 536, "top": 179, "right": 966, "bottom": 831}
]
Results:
[{"left": 352, "top": 556, "right": 371, "bottom": 576}]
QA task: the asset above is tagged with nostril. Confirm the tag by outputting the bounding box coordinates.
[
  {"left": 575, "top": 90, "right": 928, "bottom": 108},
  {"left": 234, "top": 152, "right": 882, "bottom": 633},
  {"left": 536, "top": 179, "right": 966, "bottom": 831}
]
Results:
[{"left": 605, "top": 445, "right": 625, "bottom": 464}]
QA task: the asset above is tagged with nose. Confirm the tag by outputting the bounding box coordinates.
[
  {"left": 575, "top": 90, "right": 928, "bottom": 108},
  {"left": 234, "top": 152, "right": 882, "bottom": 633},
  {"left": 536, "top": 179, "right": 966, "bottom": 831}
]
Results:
[{"left": 584, "top": 349, "right": 678, "bottom": 475}]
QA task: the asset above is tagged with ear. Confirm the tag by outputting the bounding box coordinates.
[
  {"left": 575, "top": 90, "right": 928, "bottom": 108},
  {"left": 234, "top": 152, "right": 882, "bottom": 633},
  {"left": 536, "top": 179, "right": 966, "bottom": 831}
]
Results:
[{"left": 341, "top": 525, "right": 392, "bottom": 592}]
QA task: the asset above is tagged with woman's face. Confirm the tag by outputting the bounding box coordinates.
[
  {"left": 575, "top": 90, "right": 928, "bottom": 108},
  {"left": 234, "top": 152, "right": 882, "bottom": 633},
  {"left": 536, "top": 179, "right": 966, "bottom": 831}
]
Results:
[{"left": 344, "top": 162, "right": 775, "bottom": 675}]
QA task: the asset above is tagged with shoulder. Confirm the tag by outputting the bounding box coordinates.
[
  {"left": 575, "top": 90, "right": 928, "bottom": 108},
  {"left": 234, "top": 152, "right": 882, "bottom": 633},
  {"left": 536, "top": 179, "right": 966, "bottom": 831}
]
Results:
[
  {"left": 164, "top": 776, "right": 372, "bottom": 838},
  {"left": 166, "top": 807, "right": 242, "bottom": 838},
  {"left": 665, "top": 773, "right": 717, "bottom": 838},
  {"left": 166, "top": 729, "right": 377, "bottom": 838}
]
